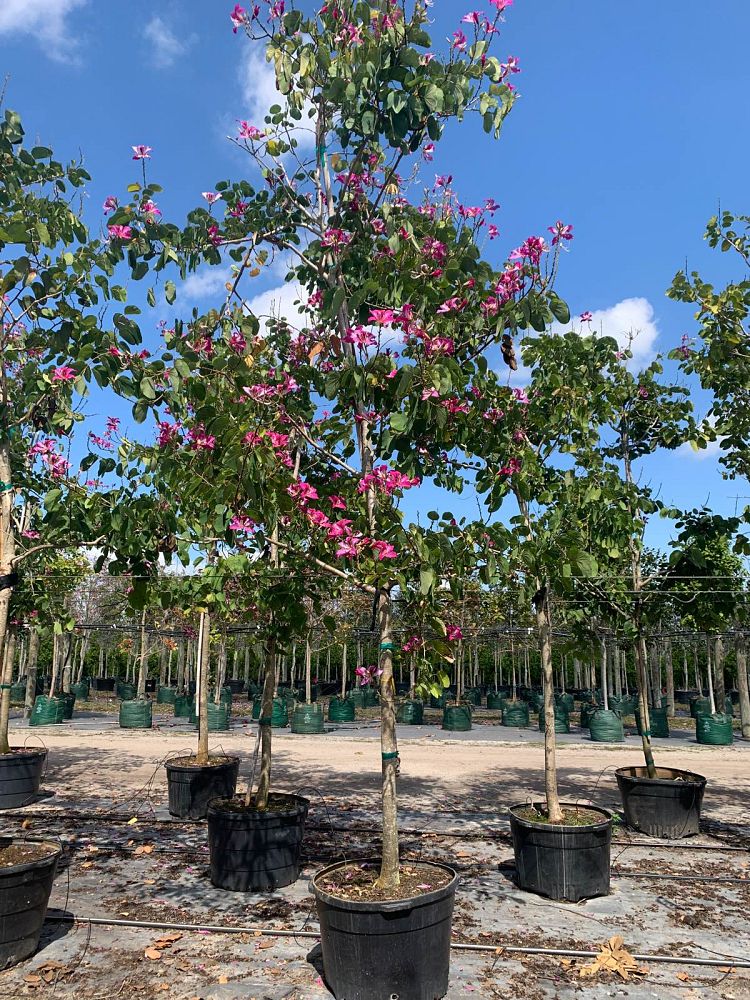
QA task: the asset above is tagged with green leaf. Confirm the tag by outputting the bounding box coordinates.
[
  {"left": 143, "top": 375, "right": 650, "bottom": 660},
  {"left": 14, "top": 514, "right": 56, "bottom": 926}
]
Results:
[
  {"left": 165, "top": 280, "right": 176, "bottom": 304},
  {"left": 549, "top": 293, "right": 570, "bottom": 325}
]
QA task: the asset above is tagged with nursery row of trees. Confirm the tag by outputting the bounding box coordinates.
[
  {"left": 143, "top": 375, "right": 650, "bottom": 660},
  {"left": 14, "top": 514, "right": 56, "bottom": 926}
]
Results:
[{"left": 1, "top": 0, "right": 749, "bottom": 885}]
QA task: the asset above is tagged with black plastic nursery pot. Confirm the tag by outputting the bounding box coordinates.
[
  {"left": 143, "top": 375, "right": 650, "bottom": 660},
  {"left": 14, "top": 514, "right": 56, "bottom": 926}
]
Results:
[
  {"left": 207, "top": 793, "right": 309, "bottom": 892},
  {"left": 442, "top": 705, "right": 472, "bottom": 732},
  {"left": 291, "top": 704, "right": 325, "bottom": 734},
  {"left": 119, "top": 699, "right": 153, "bottom": 730},
  {"left": 462, "top": 688, "right": 482, "bottom": 706},
  {"left": 165, "top": 755, "right": 239, "bottom": 820},
  {"left": 695, "top": 713, "right": 733, "bottom": 746},
  {"left": 173, "top": 694, "right": 194, "bottom": 718},
  {"left": 312, "top": 859, "right": 457, "bottom": 1000},
  {"left": 397, "top": 699, "right": 424, "bottom": 725},
  {"left": 226, "top": 679, "right": 245, "bottom": 695},
  {"left": 328, "top": 697, "right": 356, "bottom": 723},
  {"left": 0, "top": 840, "right": 61, "bottom": 969},
  {"left": 588, "top": 709, "right": 624, "bottom": 743},
  {"left": 509, "top": 804, "right": 612, "bottom": 903},
  {"left": 0, "top": 750, "right": 47, "bottom": 810},
  {"left": 29, "top": 695, "right": 65, "bottom": 727},
  {"left": 615, "top": 766, "right": 707, "bottom": 839},
  {"left": 92, "top": 677, "right": 116, "bottom": 692}
]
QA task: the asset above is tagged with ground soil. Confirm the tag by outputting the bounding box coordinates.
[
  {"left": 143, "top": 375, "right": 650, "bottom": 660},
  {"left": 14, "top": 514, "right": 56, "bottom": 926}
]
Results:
[
  {"left": 0, "top": 841, "right": 58, "bottom": 869},
  {"left": 166, "top": 754, "right": 238, "bottom": 768},
  {"left": 315, "top": 861, "right": 453, "bottom": 902},
  {"left": 514, "top": 805, "right": 607, "bottom": 826}
]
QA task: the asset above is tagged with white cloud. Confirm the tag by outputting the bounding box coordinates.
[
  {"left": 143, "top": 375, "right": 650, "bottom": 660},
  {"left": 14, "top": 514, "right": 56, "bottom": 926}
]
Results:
[
  {"left": 0, "top": 0, "right": 86, "bottom": 61},
  {"left": 236, "top": 48, "right": 316, "bottom": 150},
  {"left": 143, "top": 16, "right": 192, "bottom": 69},
  {"left": 572, "top": 297, "right": 659, "bottom": 369},
  {"left": 180, "top": 267, "right": 232, "bottom": 303},
  {"left": 677, "top": 438, "right": 722, "bottom": 461},
  {"left": 245, "top": 282, "right": 308, "bottom": 329}
]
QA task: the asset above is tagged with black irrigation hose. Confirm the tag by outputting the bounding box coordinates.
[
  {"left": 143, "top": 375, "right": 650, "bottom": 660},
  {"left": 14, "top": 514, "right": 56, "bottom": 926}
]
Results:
[{"left": 41, "top": 914, "right": 750, "bottom": 969}]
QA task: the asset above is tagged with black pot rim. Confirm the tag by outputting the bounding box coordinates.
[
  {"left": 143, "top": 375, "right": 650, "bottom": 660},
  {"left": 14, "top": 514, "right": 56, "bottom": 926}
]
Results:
[
  {"left": 0, "top": 839, "right": 62, "bottom": 875},
  {"left": 509, "top": 802, "right": 612, "bottom": 832},
  {"left": 615, "top": 765, "right": 707, "bottom": 787},
  {"left": 207, "top": 791, "right": 309, "bottom": 819},
  {"left": 312, "top": 857, "right": 457, "bottom": 913},
  {"left": 0, "top": 748, "right": 47, "bottom": 762},
  {"left": 165, "top": 754, "right": 239, "bottom": 774}
]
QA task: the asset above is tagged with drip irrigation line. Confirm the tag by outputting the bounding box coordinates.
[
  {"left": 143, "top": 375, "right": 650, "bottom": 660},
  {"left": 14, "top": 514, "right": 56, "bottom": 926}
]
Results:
[
  {"left": 5, "top": 810, "right": 749, "bottom": 853},
  {"left": 40, "top": 914, "right": 750, "bottom": 969}
]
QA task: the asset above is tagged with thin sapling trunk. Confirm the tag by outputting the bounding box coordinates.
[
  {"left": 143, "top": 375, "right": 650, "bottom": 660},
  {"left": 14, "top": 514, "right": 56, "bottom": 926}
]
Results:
[
  {"left": 196, "top": 611, "right": 210, "bottom": 764},
  {"left": 536, "top": 587, "right": 562, "bottom": 823},
  {"left": 375, "top": 590, "right": 400, "bottom": 889}
]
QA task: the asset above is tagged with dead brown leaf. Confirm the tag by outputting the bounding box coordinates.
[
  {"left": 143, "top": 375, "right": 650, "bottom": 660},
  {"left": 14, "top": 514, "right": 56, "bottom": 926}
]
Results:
[
  {"left": 218, "top": 974, "right": 229, "bottom": 984},
  {"left": 144, "top": 947, "right": 162, "bottom": 961},
  {"left": 134, "top": 844, "right": 154, "bottom": 856}
]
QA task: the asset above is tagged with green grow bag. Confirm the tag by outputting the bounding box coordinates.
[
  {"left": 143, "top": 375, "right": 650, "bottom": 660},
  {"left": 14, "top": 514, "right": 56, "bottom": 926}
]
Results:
[
  {"left": 502, "top": 702, "right": 530, "bottom": 728},
  {"left": 206, "top": 702, "right": 230, "bottom": 732},
  {"left": 589, "top": 709, "right": 624, "bottom": 742},
  {"left": 487, "top": 692, "right": 506, "bottom": 711},
  {"left": 119, "top": 699, "right": 153, "bottom": 729},
  {"left": 157, "top": 686, "right": 178, "bottom": 705},
  {"left": 117, "top": 682, "right": 137, "bottom": 701},
  {"left": 71, "top": 681, "right": 89, "bottom": 701},
  {"left": 247, "top": 682, "right": 260, "bottom": 698},
  {"left": 462, "top": 688, "right": 482, "bottom": 706},
  {"left": 9, "top": 682, "right": 26, "bottom": 704},
  {"left": 328, "top": 697, "right": 356, "bottom": 723},
  {"left": 349, "top": 688, "right": 365, "bottom": 708},
  {"left": 291, "top": 704, "right": 325, "bottom": 734},
  {"left": 60, "top": 692, "right": 76, "bottom": 720},
  {"left": 636, "top": 706, "right": 670, "bottom": 738},
  {"left": 219, "top": 687, "right": 233, "bottom": 710},
  {"left": 29, "top": 695, "right": 66, "bottom": 726},
  {"left": 253, "top": 697, "right": 288, "bottom": 728},
  {"left": 429, "top": 692, "right": 448, "bottom": 709},
  {"left": 556, "top": 693, "right": 575, "bottom": 715},
  {"left": 539, "top": 705, "right": 571, "bottom": 734},
  {"left": 397, "top": 700, "right": 424, "bottom": 725},
  {"left": 295, "top": 684, "right": 319, "bottom": 703},
  {"left": 174, "top": 694, "right": 194, "bottom": 718},
  {"left": 442, "top": 705, "right": 472, "bottom": 732},
  {"left": 696, "top": 713, "right": 733, "bottom": 746},
  {"left": 580, "top": 703, "right": 595, "bottom": 729},
  {"left": 529, "top": 691, "right": 545, "bottom": 713}
]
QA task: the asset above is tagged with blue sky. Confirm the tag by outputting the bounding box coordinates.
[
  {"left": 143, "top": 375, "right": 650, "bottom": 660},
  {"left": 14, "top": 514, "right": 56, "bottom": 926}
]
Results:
[{"left": 2, "top": 0, "right": 749, "bottom": 551}]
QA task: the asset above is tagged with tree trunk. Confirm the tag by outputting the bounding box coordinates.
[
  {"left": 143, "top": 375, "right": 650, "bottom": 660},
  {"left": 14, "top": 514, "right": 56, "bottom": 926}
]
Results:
[
  {"left": 341, "top": 643, "right": 348, "bottom": 699},
  {"left": 196, "top": 611, "right": 210, "bottom": 764},
  {"left": 253, "top": 636, "right": 276, "bottom": 809},
  {"left": 176, "top": 640, "right": 185, "bottom": 692},
  {"left": 537, "top": 588, "right": 562, "bottom": 822},
  {"left": 136, "top": 609, "right": 148, "bottom": 699},
  {"left": 231, "top": 648, "right": 239, "bottom": 681},
  {"left": 736, "top": 634, "right": 750, "bottom": 740},
  {"left": 24, "top": 626, "right": 40, "bottom": 721},
  {"left": 665, "top": 639, "right": 675, "bottom": 718},
  {"left": 600, "top": 638, "right": 609, "bottom": 712},
  {"left": 375, "top": 590, "right": 400, "bottom": 889},
  {"left": 158, "top": 644, "right": 167, "bottom": 687},
  {"left": 694, "top": 642, "right": 703, "bottom": 697},
  {"left": 61, "top": 633, "right": 72, "bottom": 694},
  {"left": 98, "top": 645, "right": 104, "bottom": 678},
  {"left": 635, "top": 637, "right": 656, "bottom": 778},
  {"left": 49, "top": 631, "right": 61, "bottom": 697},
  {"left": 713, "top": 637, "right": 725, "bottom": 712},
  {"left": 243, "top": 644, "right": 250, "bottom": 685},
  {"left": 706, "top": 639, "right": 716, "bottom": 715},
  {"left": 305, "top": 638, "right": 312, "bottom": 704},
  {"left": 76, "top": 635, "right": 89, "bottom": 684}
]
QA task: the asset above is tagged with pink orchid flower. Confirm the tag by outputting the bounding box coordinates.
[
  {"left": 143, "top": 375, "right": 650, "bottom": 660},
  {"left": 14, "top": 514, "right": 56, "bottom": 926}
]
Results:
[
  {"left": 131, "top": 145, "right": 152, "bottom": 160},
  {"left": 51, "top": 366, "right": 76, "bottom": 382}
]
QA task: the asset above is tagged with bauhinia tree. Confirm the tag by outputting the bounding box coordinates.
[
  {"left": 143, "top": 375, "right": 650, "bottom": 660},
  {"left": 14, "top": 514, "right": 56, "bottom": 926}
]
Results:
[
  {"left": 669, "top": 210, "right": 750, "bottom": 738},
  {"left": 106, "top": 0, "right": 573, "bottom": 887}
]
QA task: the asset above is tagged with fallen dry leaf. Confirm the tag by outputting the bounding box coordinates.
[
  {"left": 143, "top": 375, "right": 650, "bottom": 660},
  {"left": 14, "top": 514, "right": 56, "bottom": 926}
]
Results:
[
  {"left": 23, "top": 974, "right": 41, "bottom": 984},
  {"left": 676, "top": 972, "right": 691, "bottom": 982},
  {"left": 134, "top": 844, "right": 154, "bottom": 856},
  {"left": 127, "top": 817, "right": 139, "bottom": 826},
  {"left": 81, "top": 862, "right": 94, "bottom": 870},
  {"left": 218, "top": 975, "right": 229, "bottom": 984},
  {"left": 578, "top": 937, "right": 648, "bottom": 982},
  {"left": 257, "top": 940, "right": 275, "bottom": 950},
  {"left": 144, "top": 947, "right": 162, "bottom": 961},
  {"left": 21, "top": 819, "right": 33, "bottom": 830}
]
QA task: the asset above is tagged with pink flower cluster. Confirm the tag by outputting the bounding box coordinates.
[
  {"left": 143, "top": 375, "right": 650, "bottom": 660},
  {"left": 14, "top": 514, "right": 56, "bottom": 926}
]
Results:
[
  {"left": 355, "top": 664, "right": 383, "bottom": 687},
  {"left": 28, "top": 438, "right": 70, "bottom": 479},
  {"left": 446, "top": 625, "right": 463, "bottom": 642},
  {"left": 358, "top": 465, "right": 419, "bottom": 496},
  {"left": 186, "top": 424, "right": 216, "bottom": 451},
  {"left": 229, "top": 514, "right": 256, "bottom": 533}
]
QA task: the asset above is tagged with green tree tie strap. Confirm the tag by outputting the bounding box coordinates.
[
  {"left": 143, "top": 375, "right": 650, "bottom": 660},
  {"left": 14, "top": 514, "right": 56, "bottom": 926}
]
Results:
[
  {"left": 379, "top": 642, "right": 396, "bottom": 650},
  {"left": 382, "top": 751, "right": 399, "bottom": 761},
  {"left": 0, "top": 481, "right": 13, "bottom": 493},
  {"left": 0, "top": 684, "right": 12, "bottom": 690}
]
